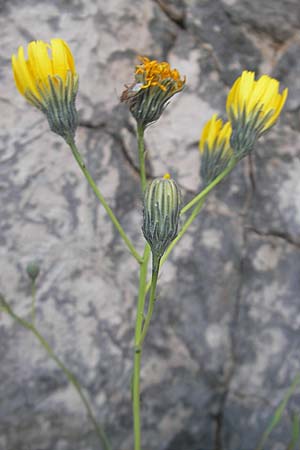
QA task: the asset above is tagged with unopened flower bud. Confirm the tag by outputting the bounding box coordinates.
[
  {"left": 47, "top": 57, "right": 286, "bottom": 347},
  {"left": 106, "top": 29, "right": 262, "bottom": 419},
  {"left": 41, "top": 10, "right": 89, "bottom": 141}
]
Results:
[
  {"left": 26, "top": 261, "right": 40, "bottom": 282},
  {"left": 142, "top": 174, "right": 181, "bottom": 261}
]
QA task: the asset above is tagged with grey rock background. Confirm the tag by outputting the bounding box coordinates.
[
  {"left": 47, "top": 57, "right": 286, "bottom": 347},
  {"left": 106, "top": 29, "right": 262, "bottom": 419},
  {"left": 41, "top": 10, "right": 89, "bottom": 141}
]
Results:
[{"left": 0, "top": 1, "right": 300, "bottom": 449}]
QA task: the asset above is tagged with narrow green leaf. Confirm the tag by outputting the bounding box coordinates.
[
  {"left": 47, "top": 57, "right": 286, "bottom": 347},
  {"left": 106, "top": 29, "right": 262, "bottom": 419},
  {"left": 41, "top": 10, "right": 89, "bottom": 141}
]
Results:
[
  {"left": 287, "top": 414, "right": 300, "bottom": 450},
  {"left": 255, "top": 375, "right": 300, "bottom": 450}
]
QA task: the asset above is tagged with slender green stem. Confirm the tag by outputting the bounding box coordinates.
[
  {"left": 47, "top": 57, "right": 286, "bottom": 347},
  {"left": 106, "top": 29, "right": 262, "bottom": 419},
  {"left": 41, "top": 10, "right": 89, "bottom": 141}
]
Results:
[
  {"left": 1, "top": 298, "right": 112, "bottom": 450},
  {"left": 163, "top": 198, "right": 205, "bottom": 266},
  {"left": 137, "top": 125, "right": 147, "bottom": 193},
  {"left": 131, "top": 123, "right": 150, "bottom": 450},
  {"left": 181, "top": 159, "right": 236, "bottom": 215},
  {"left": 68, "top": 139, "right": 142, "bottom": 264},
  {"left": 31, "top": 280, "right": 36, "bottom": 326},
  {"left": 139, "top": 256, "right": 160, "bottom": 346},
  {"left": 133, "top": 244, "right": 151, "bottom": 450}
]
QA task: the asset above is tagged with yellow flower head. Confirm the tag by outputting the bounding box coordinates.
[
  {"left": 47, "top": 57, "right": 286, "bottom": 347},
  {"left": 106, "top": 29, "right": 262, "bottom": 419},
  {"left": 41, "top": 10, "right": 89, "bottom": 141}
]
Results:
[
  {"left": 199, "top": 114, "right": 234, "bottom": 185},
  {"left": 135, "top": 56, "right": 185, "bottom": 93},
  {"left": 226, "top": 71, "right": 288, "bottom": 158},
  {"left": 121, "top": 56, "right": 185, "bottom": 129},
  {"left": 12, "top": 39, "right": 78, "bottom": 142},
  {"left": 12, "top": 39, "right": 76, "bottom": 99},
  {"left": 199, "top": 114, "right": 232, "bottom": 154},
  {"left": 226, "top": 71, "right": 288, "bottom": 131}
]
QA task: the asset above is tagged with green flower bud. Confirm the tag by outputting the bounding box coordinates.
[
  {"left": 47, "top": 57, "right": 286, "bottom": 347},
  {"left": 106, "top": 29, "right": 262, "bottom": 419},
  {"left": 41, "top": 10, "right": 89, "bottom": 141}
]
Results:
[
  {"left": 142, "top": 174, "right": 181, "bottom": 260},
  {"left": 26, "top": 261, "right": 40, "bottom": 282}
]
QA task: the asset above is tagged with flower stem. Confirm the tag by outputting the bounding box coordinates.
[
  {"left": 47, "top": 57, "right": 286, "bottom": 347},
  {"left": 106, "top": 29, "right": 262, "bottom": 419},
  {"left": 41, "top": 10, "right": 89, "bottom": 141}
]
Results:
[
  {"left": 163, "top": 198, "right": 206, "bottom": 265},
  {"left": 139, "top": 254, "right": 160, "bottom": 346},
  {"left": 1, "top": 297, "right": 112, "bottom": 450},
  {"left": 181, "top": 159, "right": 236, "bottom": 215},
  {"left": 131, "top": 122, "right": 150, "bottom": 450},
  {"left": 137, "top": 125, "right": 147, "bottom": 193},
  {"left": 68, "top": 139, "right": 142, "bottom": 264},
  {"left": 31, "top": 279, "right": 36, "bottom": 326},
  {"left": 133, "top": 244, "right": 151, "bottom": 450}
]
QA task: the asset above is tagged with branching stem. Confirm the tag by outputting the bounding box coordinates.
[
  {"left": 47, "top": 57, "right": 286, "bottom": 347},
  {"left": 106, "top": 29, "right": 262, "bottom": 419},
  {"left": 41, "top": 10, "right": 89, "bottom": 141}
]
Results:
[{"left": 68, "top": 139, "right": 142, "bottom": 264}]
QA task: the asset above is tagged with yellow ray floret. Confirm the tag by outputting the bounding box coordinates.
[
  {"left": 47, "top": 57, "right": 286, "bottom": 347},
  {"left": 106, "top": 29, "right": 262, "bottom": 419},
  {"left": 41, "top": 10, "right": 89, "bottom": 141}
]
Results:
[
  {"left": 199, "top": 114, "right": 232, "bottom": 154},
  {"left": 135, "top": 56, "right": 185, "bottom": 92},
  {"left": 226, "top": 71, "right": 288, "bottom": 131},
  {"left": 12, "top": 38, "right": 76, "bottom": 101}
]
